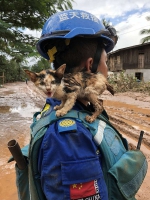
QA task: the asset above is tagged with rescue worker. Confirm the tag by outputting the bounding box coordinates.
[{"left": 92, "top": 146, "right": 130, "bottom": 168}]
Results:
[
  {"left": 36, "top": 9, "right": 118, "bottom": 200},
  {"left": 9, "top": 10, "right": 148, "bottom": 200},
  {"left": 12, "top": 9, "right": 147, "bottom": 200}
]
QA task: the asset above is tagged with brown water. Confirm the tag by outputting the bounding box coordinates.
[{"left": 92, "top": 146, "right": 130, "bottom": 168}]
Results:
[{"left": 103, "top": 99, "right": 150, "bottom": 134}]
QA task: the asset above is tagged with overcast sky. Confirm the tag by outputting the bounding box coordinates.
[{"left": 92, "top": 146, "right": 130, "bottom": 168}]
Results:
[
  {"left": 25, "top": 0, "right": 150, "bottom": 53},
  {"left": 72, "top": 0, "right": 150, "bottom": 51}
]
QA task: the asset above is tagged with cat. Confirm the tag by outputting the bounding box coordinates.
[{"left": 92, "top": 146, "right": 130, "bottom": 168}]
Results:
[
  {"left": 53, "top": 66, "right": 114, "bottom": 123},
  {"left": 24, "top": 64, "right": 114, "bottom": 123},
  {"left": 24, "top": 65, "right": 66, "bottom": 98}
]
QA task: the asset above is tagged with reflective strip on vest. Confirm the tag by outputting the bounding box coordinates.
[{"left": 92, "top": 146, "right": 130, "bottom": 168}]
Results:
[{"left": 94, "top": 120, "right": 106, "bottom": 145}]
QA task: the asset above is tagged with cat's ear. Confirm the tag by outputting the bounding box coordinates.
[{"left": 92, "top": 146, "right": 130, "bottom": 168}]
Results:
[
  {"left": 55, "top": 64, "right": 66, "bottom": 79},
  {"left": 24, "top": 69, "right": 38, "bottom": 82}
]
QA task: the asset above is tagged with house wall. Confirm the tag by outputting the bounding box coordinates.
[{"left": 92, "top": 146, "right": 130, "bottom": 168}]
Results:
[
  {"left": 125, "top": 69, "right": 150, "bottom": 82},
  {"left": 108, "top": 43, "right": 150, "bottom": 81},
  {"left": 109, "top": 54, "right": 123, "bottom": 71},
  {"left": 121, "top": 45, "right": 150, "bottom": 69},
  {"left": 121, "top": 49, "right": 137, "bottom": 69},
  {"left": 143, "top": 45, "right": 150, "bottom": 69}
]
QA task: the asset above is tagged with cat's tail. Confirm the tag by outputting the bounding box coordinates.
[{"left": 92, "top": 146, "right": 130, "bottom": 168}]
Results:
[{"left": 106, "top": 83, "right": 115, "bottom": 95}]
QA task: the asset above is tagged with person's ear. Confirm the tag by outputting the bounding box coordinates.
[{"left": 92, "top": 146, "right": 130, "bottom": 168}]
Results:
[{"left": 85, "top": 58, "right": 93, "bottom": 72}]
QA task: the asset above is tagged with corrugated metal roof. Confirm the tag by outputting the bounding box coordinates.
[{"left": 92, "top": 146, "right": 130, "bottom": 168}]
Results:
[{"left": 109, "top": 42, "right": 150, "bottom": 55}]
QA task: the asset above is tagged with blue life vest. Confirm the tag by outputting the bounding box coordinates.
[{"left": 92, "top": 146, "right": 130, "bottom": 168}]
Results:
[
  {"left": 9, "top": 98, "right": 148, "bottom": 200},
  {"left": 38, "top": 99, "right": 108, "bottom": 200}
]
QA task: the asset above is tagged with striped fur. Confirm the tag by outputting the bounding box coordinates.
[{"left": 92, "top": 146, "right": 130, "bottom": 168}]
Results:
[{"left": 24, "top": 64, "right": 114, "bottom": 123}]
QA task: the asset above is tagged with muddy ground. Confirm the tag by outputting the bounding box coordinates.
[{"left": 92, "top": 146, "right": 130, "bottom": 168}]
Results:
[{"left": 0, "top": 81, "right": 150, "bottom": 200}]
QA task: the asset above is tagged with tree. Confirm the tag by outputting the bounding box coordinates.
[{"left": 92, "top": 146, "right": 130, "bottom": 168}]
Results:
[
  {"left": 102, "top": 18, "right": 118, "bottom": 45},
  {"left": 140, "top": 16, "right": 150, "bottom": 43},
  {"left": 102, "top": 18, "right": 111, "bottom": 27},
  {"left": 0, "top": 0, "right": 73, "bottom": 82},
  {"left": 31, "top": 58, "right": 51, "bottom": 72}
]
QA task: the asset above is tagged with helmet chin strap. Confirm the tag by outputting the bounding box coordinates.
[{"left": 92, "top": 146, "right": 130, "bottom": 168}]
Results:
[{"left": 91, "top": 43, "right": 103, "bottom": 73}]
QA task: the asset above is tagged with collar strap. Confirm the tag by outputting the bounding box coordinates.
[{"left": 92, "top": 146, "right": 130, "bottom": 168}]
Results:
[{"left": 91, "top": 43, "right": 103, "bottom": 73}]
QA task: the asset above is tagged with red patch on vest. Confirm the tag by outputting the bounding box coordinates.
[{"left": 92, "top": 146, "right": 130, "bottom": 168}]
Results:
[{"left": 70, "top": 180, "right": 99, "bottom": 199}]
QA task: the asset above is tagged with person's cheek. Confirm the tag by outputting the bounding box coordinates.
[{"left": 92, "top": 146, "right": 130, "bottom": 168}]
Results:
[
  {"left": 105, "top": 64, "right": 108, "bottom": 76},
  {"left": 102, "top": 63, "right": 108, "bottom": 78}
]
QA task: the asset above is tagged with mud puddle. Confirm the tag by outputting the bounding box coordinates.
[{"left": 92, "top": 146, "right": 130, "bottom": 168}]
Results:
[
  {"left": 120, "top": 118, "right": 150, "bottom": 133},
  {"left": 0, "top": 106, "right": 10, "bottom": 113},
  {"left": 103, "top": 99, "right": 150, "bottom": 141},
  {"left": 102, "top": 94, "right": 150, "bottom": 200},
  {"left": 0, "top": 90, "right": 14, "bottom": 96},
  {"left": 9, "top": 103, "right": 40, "bottom": 118},
  {"left": 104, "top": 100, "right": 150, "bottom": 115}
]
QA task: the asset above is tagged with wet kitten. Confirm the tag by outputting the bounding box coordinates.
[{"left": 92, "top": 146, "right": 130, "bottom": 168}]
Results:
[
  {"left": 24, "top": 64, "right": 114, "bottom": 123},
  {"left": 54, "top": 69, "right": 114, "bottom": 123},
  {"left": 24, "top": 64, "right": 66, "bottom": 98}
]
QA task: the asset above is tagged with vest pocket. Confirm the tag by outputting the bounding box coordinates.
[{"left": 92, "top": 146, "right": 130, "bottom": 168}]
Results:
[
  {"left": 61, "top": 157, "right": 108, "bottom": 200},
  {"left": 108, "top": 150, "right": 148, "bottom": 199}
]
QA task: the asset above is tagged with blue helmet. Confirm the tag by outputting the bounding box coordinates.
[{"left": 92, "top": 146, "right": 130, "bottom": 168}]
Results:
[{"left": 37, "top": 9, "right": 117, "bottom": 60}]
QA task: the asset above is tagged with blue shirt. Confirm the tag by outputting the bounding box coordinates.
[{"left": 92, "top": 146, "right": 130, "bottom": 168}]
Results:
[{"left": 38, "top": 98, "right": 108, "bottom": 200}]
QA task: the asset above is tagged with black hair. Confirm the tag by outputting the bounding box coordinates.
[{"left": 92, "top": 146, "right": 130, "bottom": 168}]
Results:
[{"left": 52, "top": 37, "right": 105, "bottom": 73}]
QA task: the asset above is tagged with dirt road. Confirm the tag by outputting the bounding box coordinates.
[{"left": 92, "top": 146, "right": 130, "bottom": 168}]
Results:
[{"left": 0, "top": 82, "right": 150, "bottom": 200}]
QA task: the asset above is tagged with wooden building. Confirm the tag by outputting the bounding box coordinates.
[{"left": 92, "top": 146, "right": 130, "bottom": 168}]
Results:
[{"left": 108, "top": 42, "right": 150, "bottom": 82}]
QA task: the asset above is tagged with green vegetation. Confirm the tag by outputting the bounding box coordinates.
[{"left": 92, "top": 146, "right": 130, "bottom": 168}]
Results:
[
  {"left": 140, "top": 16, "right": 150, "bottom": 43},
  {"left": 0, "top": 0, "right": 73, "bottom": 83},
  {"left": 30, "top": 58, "right": 52, "bottom": 73},
  {"left": 108, "top": 71, "right": 150, "bottom": 94}
]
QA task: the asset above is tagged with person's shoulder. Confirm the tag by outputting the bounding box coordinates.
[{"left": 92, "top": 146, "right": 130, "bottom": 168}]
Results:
[
  {"left": 46, "top": 97, "right": 61, "bottom": 106},
  {"left": 40, "top": 98, "right": 60, "bottom": 117}
]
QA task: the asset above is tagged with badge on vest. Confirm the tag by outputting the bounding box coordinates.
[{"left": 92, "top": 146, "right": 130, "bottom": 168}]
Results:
[
  {"left": 58, "top": 119, "right": 77, "bottom": 133},
  {"left": 41, "top": 104, "right": 51, "bottom": 117}
]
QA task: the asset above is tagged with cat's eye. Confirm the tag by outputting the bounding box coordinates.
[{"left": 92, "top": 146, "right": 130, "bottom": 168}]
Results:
[{"left": 51, "top": 80, "right": 55, "bottom": 84}]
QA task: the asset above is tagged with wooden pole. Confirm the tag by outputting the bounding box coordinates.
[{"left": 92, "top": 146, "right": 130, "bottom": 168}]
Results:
[{"left": 0, "top": 72, "right": 4, "bottom": 85}]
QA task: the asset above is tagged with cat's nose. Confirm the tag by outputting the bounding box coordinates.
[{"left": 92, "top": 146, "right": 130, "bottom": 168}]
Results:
[{"left": 46, "top": 88, "right": 51, "bottom": 92}]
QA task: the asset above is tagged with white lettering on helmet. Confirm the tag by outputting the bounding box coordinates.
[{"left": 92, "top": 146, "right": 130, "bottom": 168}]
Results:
[
  {"left": 90, "top": 14, "right": 99, "bottom": 23},
  {"left": 80, "top": 12, "right": 90, "bottom": 20},
  {"left": 58, "top": 11, "right": 99, "bottom": 24},
  {"left": 69, "top": 11, "right": 80, "bottom": 19},
  {"left": 59, "top": 13, "right": 69, "bottom": 22}
]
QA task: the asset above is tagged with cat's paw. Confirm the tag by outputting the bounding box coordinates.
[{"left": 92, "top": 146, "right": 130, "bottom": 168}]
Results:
[
  {"left": 56, "top": 109, "right": 67, "bottom": 117},
  {"left": 85, "top": 115, "right": 96, "bottom": 123},
  {"left": 54, "top": 105, "right": 60, "bottom": 110}
]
